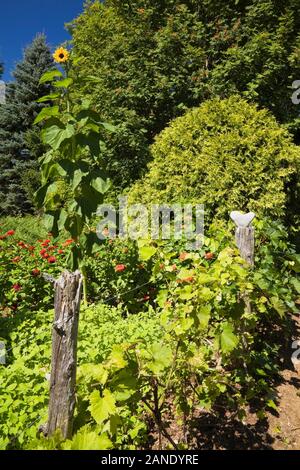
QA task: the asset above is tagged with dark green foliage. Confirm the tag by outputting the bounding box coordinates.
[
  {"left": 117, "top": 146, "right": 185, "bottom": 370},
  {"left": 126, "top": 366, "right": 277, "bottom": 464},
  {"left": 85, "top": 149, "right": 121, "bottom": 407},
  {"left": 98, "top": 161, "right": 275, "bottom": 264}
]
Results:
[
  {"left": 71, "top": 0, "right": 300, "bottom": 192},
  {"left": 0, "top": 35, "right": 53, "bottom": 215}
]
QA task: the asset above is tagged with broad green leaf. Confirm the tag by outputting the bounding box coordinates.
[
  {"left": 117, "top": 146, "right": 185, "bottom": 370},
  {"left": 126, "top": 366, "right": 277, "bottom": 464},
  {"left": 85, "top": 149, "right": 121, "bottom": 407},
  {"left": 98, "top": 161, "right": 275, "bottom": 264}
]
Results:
[
  {"left": 35, "top": 183, "right": 49, "bottom": 206},
  {"left": 0, "top": 437, "right": 9, "bottom": 450},
  {"left": 106, "top": 346, "right": 128, "bottom": 371},
  {"left": 37, "top": 93, "right": 60, "bottom": 103},
  {"left": 291, "top": 278, "right": 300, "bottom": 294},
  {"left": 146, "top": 343, "right": 173, "bottom": 375},
  {"left": 90, "top": 176, "right": 111, "bottom": 194},
  {"left": 220, "top": 322, "right": 239, "bottom": 353},
  {"left": 63, "top": 428, "right": 112, "bottom": 450},
  {"left": 78, "top": 364, "right": 108, "bottom": 386},
  {"left": 198, "top": 272, "right": 214, "bottom": 284},
  {"left": 41, "top": 123, "right": 75, "bottom": 150},
  {"left": 72, "top": 169, "right": 85, "bottom": 190},
  {"left": 43, "top": 213, "right": 55, "bottom": 232},
  {"left": 100, "top": 122, "right": 116, "bottom": 132},
  {"left": 57, "top": 209, "right": 68, "bottom": 231},
  {"left": 110, "top": 369, "right": 139, "bottom": 402},
  {"left": 41, "top": 161, "right": 67, "bottom": 182},
  {"left": 197, "top": 305, "right": 211, "bottom": 329},
  {"left": 34, "top": 106, "right": 60, "bottom": 124},
  {"left": 39, "top": 69, "right": 63, "bottom": 84},
  {"left": 139, "top": 245, "right": 157, "bottom": 261},
  {"left": 53, "top": 78, "right": 74, "bottom": 88},
  {"left": 89, "top": 389, "right": 116, "bottom": 425},
  {"left": 178, "top": 285, "right": 197, "bottom": 300},
  {"left": 270, "top": 296, "right": 286, "bottom": 318}
]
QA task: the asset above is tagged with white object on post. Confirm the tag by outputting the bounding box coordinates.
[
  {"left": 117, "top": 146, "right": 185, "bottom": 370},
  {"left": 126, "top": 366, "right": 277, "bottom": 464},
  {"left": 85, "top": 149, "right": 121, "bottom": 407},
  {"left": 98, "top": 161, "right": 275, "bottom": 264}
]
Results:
[{"left": 230, "top": 211, "right": 256, "bottom": 266}]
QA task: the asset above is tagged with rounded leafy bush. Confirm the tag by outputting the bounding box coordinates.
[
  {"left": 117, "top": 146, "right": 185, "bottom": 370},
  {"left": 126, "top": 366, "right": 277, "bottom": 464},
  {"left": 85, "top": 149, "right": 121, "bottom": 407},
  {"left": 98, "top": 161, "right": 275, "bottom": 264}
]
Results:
[{"left": 129, "top": 97, "right": 300, "bottom": 225}]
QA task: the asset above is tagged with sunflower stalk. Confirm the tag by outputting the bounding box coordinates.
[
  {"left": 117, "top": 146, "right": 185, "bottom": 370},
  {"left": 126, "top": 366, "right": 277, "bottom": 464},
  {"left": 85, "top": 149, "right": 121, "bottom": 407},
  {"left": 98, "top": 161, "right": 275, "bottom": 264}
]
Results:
[{"left": 35, "top": 47, "right": 114, "bottom": 306}]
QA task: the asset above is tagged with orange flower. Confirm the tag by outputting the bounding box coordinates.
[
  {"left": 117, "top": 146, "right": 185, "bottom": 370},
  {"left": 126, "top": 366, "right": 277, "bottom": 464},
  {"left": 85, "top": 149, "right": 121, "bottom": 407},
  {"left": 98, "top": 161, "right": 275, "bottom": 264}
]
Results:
[
  {"left": 179, "top": 252, "right": 188, "bottom": 261},
  {"left": 63, "top": 239, "right": 74, "bottom": 247},
  {"left": 115, "top": 264, "right": 126, "bottom": 273}
]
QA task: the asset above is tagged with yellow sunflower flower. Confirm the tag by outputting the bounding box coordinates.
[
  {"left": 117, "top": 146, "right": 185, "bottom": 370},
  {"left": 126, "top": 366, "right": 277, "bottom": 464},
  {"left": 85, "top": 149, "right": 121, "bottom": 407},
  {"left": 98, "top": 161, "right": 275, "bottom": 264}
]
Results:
[{"left": 53, "top": 47, "right": 69, "bottom": 64}]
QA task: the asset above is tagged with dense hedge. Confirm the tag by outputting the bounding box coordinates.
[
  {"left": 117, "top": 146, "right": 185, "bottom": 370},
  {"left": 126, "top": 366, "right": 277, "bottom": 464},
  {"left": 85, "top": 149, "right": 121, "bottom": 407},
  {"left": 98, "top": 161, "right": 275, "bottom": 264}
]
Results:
[{"left": 129, "top": 97, "right": 300, "bottom": 226}]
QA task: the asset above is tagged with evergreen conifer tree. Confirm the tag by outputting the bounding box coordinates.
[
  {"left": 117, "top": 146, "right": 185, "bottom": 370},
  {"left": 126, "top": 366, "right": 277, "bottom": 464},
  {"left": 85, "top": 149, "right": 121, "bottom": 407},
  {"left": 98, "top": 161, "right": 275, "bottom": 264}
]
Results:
[{"left": 0, "top": 34, "right": 53, "bottom": 215}]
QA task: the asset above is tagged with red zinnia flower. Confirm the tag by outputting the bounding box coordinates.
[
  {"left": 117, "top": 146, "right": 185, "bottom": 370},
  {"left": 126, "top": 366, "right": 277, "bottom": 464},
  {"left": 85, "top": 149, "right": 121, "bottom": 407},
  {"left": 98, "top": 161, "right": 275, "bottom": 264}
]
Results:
[
  {"left": 48, "top": 256, "right": 56, "bottom": 264},
  {"left": 12, "top": 284, "right": 21, "bottom": 292},
  {"left": 18, "top": 241, "right": 26, "bottom": 247},
  {"left": 41, "top": 239, "right": 51, "bottom": 247},
  {"left": 204, "top": 252, "right": 214, "bottom": 260},
  {"left": 6, "top": 230, "right": 15, "bottom": 236},
  {"left": 40, "top": 249, "right": 47, "bottom": 256},
  {"left": 12, "top": 256, "right": 21, "bottom": 263},
  {"left": 115, "top": 264, "right": 126, "bottom": 272},
  {"left": 58, "top": 249, "right": 64, "bottom": 254},
  {"left": 32, "top": 268, "right": 40, "bottom": 276}
]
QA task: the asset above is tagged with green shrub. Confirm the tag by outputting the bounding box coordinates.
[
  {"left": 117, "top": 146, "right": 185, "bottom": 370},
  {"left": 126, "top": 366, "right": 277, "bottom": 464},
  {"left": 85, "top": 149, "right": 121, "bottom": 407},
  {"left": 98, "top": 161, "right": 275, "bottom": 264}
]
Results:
[{"left": 129, "top": 97, "right": 300, "bottom": 228}]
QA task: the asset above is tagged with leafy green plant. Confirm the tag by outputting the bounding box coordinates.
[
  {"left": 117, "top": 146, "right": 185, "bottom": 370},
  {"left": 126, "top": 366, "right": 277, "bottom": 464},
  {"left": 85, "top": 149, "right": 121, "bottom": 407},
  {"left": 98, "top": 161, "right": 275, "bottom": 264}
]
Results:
[
  {"left": 34, "top": 48, "right": 115, "bottom": 302},
  {"left": 0, "top": 305, "right": 162, "bottom": 449},
  {"left": 84, "top": 237, "right": 153, "bottom": 311}
]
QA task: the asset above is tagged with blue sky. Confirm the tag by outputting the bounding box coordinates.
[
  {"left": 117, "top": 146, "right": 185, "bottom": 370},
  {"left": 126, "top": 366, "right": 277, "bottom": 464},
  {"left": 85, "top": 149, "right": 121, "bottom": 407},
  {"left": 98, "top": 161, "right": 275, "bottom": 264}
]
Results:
[{"left": 0, "top": 0, "right": 85, "bottom": 82}]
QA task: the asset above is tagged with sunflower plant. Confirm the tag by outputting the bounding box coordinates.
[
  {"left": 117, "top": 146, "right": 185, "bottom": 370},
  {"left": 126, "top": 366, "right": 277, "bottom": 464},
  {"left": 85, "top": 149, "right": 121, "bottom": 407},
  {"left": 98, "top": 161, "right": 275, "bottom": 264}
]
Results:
[{"left": 34, "top": 46, "right": 115, "bottom": 302}]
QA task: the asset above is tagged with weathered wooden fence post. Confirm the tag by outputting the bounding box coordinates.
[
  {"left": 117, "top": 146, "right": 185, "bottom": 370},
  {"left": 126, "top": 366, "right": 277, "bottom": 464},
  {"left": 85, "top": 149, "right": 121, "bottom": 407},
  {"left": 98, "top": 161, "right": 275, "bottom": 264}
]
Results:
[
  {"left": 230, "top": 211, "right": 256, "bottom": 367},
  {"left": 45, "top": 270, "right": 83, "bottom": 439},
  {"left": 230, "top": 211, "right": 256, "bottom": 266}
]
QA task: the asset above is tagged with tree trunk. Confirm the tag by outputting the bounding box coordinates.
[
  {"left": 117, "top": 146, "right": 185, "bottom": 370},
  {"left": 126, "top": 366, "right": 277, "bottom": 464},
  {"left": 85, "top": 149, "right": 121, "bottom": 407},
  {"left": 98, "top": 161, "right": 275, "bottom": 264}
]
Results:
[{"left": 46, "top": 270, "right": 83, "bottom": 439}]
